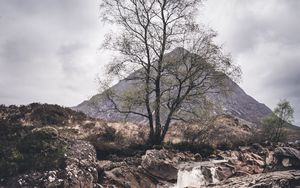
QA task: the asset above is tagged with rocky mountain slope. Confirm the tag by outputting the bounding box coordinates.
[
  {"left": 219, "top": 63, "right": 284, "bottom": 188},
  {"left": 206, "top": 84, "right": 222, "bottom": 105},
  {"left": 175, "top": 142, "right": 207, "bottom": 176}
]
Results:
[{"left": 74, "top": 48, "right": 271, "bottom": 124}]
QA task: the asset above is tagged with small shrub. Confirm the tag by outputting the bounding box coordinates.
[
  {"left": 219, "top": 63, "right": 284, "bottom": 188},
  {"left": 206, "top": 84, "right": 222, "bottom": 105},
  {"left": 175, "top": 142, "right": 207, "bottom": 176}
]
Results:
[
  {"left": 0, "top": 146, "right": 23, "bottom": 177},
  {"left": 81, "top": 122, "right": 95, "bottom": 129},
  {"left": 216, "top": 141, "right": 232, "bottom": 151},
  {"left": 31, "top": 126, "right": 59, "bottom": 139},
  {"left": 164, "top": 142, "right": 215, "bottom": 158},
  {"left": 87, "top": 130, "right": 150, "bottom": 160},
  {"left": 102, "top": 126, "right": 117, "bottom": 141},
  {"left": 94, "top": 142, "right": 150, "bottom": 160},
  {"left": 30, "top": 106, "right": 68, "bottom": 125},
  {"left": 95, "top": 126, "right": 124, "bottom": 144}
]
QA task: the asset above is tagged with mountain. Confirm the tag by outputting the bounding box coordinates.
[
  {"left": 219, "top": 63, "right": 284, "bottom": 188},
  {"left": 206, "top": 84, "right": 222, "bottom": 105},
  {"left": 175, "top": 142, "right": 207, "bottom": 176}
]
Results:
[{"left": 74, "top": 48, "right": 272, "bottom": 124}]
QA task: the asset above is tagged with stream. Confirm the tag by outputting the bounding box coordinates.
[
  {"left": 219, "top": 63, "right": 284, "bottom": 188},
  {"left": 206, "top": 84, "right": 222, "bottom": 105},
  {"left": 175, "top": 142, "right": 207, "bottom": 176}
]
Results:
[{"left": 172, "top": 159, "right": 230, "bottom": 188}]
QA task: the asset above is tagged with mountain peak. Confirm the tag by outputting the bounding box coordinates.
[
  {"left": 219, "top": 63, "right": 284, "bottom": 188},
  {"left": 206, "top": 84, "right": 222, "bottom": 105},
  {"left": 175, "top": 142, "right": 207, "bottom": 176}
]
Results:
[{"left": 74, "top": 48, "right": 272, "bottom": 124}]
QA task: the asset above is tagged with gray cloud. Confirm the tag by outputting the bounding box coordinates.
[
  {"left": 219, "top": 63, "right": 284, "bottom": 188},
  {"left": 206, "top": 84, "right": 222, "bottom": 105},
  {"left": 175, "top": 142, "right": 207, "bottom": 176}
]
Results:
[
  {"left": 57, "top": 42, "right": 88, "bottom": 75},
  {"left": 0, "top": 0, "right": 299, "bottom": 125},
  {"left": 201, "top": 0, "right": 300, "bottom": 125},
  {"left": 0, "top": 0, "right": 108, "bottom": 106}
]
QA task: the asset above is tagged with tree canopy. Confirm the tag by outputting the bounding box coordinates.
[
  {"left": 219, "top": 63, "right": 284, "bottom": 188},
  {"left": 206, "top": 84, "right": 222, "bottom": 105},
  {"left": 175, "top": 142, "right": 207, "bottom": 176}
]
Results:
[
  {"left": 99, "top": 0, "right": 241, "bottom": 145},
  {"left": 262, "top": 100, "right": 294, "bottom": 142}
]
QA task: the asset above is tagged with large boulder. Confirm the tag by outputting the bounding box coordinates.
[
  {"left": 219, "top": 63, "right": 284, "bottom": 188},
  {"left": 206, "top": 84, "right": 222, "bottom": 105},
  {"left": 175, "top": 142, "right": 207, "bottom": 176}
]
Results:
[
  {"left": 1, "top": 138, "right": 98, "bottom": 188},
  {"left": 100, "top": 164, "right": 158, "bottom": 188},
  {"left": 215, "top": 170, "right": 300, "bottom": 188},
  {"left": 275, "top": 147, "right": 300, "bottom": 160},
  {"left": 217, "top": 149, "right": 265, "bottom": 175},
  {"left": 141, "top": 149, "right": 178, "bottom": 181},
  {"left": 0, "top": 122, "right": 66, "bottom": 180},
  {"left": 97, "top": 157, "right": 169, "bottom": 188},
  {"left": 215, "top": 165, "right": 235, "bottom": 181},
  {"left": 241, "top": 152, "right": 265, "bottom": 167},
  {"left": 62, "top": 140, "right": 98, "bottom": 188},
  {"left": 275, "top": 147, "right": 300, "bottom": 168}
]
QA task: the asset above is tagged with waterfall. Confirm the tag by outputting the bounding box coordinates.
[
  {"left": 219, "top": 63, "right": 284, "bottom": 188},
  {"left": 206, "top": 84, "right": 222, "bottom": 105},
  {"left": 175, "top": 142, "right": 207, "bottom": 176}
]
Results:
[
  {"left": 172, "top": 162, "right": 221, "bottom": 188},
  {"left": 210, "top": 167, "right": 219, "bottom": 184},
  {"left": 174, "top": 166, "right": 206, "bottom": 188}
]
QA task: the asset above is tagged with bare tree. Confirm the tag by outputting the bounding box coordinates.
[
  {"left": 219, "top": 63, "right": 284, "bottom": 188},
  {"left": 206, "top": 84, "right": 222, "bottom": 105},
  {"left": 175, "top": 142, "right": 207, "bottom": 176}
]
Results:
[{"left": 99, "top": 0, "right": 241, "bottom": 145}]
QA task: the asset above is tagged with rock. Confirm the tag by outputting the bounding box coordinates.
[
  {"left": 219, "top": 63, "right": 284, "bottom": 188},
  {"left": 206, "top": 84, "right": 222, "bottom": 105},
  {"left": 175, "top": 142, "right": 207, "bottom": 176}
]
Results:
[
  {"left": 219, "top": 150, "right": 265, "bottom": 175},
  {"left": 239, "top": 146, "right": 251, "bottom": 152},
  {"left": 214, "top": 170, "right": 300, "bottom": 188},
  {"left": 274, "top": 147, "right": 300, "bottom": 168},
  {"left": 265, "top": 151, "right": 276, "bottom": 166},
  {"left": 101, "top": 163, "right": 158, "bottom": 188},
  {"left": 99, "top": 161, "right": 127, "bottom": 171},
  {"left": 194, "top": 153, "right": 202, "bottom": 161},
  {"left": 99, "top": 149, "right": 204, "bottom": 187},
  {"left": 282, "top": 158, "right": 292, "bottom": 167},
  {"left": 2, "top": 140, "right": 98, "bottom": 188},
  {"left": 275, "top": 147, "right": 300, "bottom": 160},
  {"left": 141, "top": 149, "right": 178, "bottom": 181},
  {"left": 242, "top": 153, "right": 265, "bottom": 167},
  {"left": 234, "top": 170, "right": 251, "bottom": 177},
  {"left": 63, "top": 140, "right": 98, "bottom": 188},
  {"left": 215, "top": 166, "right": 234, "bottom": 181},
  {"left": 201, "top": 166, "right": 213, "bottom": 183},
  {"left": 234, "top": 163, "right": 264, "bottom": 175},
  {"left": 252, "top": 143, "right": 268, "bottom": 155}
]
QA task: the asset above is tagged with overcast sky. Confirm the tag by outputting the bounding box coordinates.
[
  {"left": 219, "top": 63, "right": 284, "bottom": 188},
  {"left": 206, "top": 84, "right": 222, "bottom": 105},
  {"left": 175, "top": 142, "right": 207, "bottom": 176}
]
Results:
[{"left": 0, "top": 0, "right": 299, "bottom": 126}]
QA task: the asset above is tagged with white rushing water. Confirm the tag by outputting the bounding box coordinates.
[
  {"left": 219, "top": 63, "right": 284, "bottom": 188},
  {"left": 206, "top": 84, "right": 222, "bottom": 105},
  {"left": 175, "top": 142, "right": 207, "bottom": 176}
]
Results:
[
  {"left": 174, "top": 166, "right": 206, "bottom": 188},
  {"left": 172, "top": 161, "right": 222, "bottom": 188},
  {"left": 210, "top": 167, "right": 219, "bottom": 184}
]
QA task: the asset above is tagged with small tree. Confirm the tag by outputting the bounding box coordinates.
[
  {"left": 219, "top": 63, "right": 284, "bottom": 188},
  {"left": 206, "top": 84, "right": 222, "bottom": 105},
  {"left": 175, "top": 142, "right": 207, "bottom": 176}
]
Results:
[
  {"left": 262, "top": 100, "right": 294, "bottom": 142},
  {"left": 99, "top": 0, "right": 241, "bottom": 145}
]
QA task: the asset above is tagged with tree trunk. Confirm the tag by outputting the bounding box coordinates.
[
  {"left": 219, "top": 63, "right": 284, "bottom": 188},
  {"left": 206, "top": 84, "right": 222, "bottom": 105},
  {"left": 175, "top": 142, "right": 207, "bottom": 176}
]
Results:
[{"left": 147, "top": 134, "right": 163, "bottom": 146}]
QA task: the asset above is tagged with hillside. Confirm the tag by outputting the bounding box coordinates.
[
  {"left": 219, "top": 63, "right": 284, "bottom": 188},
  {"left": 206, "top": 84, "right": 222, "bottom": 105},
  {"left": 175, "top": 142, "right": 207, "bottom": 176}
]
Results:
[{"left": 0, "top": 103, "right": 89, "bottom": 126}]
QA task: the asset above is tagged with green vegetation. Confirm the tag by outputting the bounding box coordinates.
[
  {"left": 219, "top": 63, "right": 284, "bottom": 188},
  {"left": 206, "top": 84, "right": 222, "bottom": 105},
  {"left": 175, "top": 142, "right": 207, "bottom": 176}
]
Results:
[
  {"left": 261, "top": 100, "right": 294, "bottom": 142},
  {"left": 87, "top": 123, "right": 217, "bottom": 159},
  {"left": 164, "top": 142, "right": 216, "bottom": 159},
  {"left": 0, "top": 103, "right": 88, "bottom": 126},
  {"left": 86, "top": 125, "right": 140, "bottom": 159},
  {"left": 0, "top": 120, "right": 66, "bottom": 178}
]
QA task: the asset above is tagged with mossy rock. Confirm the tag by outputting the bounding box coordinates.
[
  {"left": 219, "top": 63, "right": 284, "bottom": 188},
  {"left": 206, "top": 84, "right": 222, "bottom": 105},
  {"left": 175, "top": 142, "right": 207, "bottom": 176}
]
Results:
[
  {"left": 31, "top": 126, "right": 59, "bottom": 139},
  {"left": 0, "top": 120, "right": 66, "bottom": 178},
  {"left": 18, "top": 128, "right": 66, "bottom": 172}
]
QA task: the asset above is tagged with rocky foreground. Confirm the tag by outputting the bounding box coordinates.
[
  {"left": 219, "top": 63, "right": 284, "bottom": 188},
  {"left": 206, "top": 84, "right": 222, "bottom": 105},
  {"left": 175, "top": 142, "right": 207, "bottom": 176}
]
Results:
[
  {"left": 0, "top": 104, "right": 300, "bottom": 187},
  {"left": 1, "top": 134, "right": 299, "bottom": 187},
  {"left": 98, "top": 143, "right": 300, "bottom": 187}
]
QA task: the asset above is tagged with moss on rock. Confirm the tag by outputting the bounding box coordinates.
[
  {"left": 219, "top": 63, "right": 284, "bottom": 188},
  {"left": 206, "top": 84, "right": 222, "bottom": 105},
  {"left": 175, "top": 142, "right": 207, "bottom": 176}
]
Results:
[{"left": 0, "top": 120, "right": 66, "bottom": 179}]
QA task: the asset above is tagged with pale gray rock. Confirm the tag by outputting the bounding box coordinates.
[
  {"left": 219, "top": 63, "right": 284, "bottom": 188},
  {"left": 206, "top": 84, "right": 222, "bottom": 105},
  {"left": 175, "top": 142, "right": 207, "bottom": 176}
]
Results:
[
  {"left": 212, "top": 170, "right": 300, "bottom": 188},
  {"left": 141, "top": 149, "right": 178, "bottom": 181}
]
